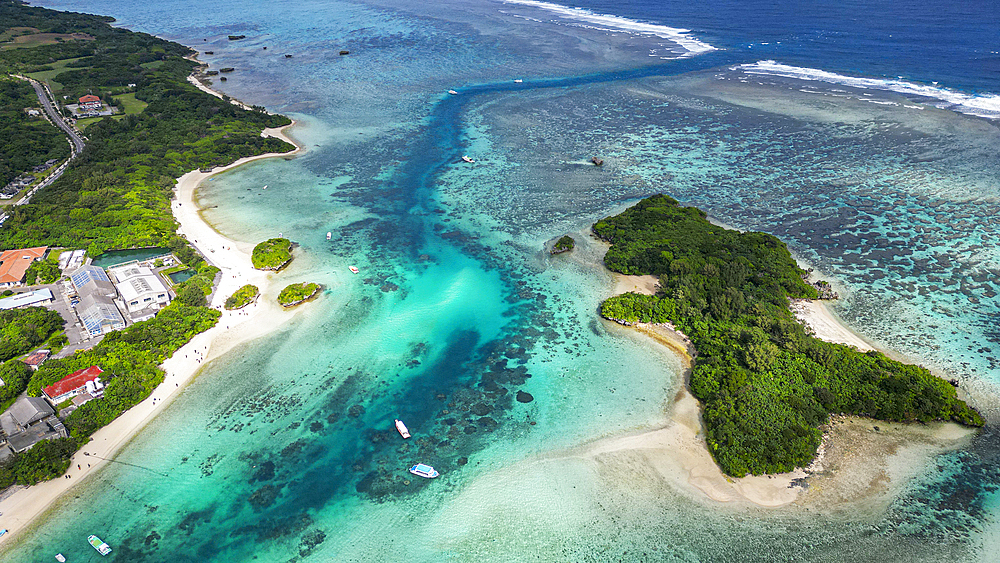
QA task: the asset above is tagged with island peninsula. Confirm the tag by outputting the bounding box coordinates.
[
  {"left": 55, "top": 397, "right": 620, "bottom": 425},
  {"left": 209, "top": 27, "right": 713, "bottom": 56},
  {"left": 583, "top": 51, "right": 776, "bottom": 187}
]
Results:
[{"left": 595, "top": 195, "right": 983, "bottom": 477}]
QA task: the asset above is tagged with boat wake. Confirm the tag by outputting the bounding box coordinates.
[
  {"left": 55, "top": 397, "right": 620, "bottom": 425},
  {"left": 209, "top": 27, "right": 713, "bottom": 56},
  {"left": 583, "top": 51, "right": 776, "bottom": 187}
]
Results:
[
  {"left": 738, "top": 60, "right": 1000, "bottom": 120},
  {"left": 500, "top": 0, "right": 717, "bottom": 57}
]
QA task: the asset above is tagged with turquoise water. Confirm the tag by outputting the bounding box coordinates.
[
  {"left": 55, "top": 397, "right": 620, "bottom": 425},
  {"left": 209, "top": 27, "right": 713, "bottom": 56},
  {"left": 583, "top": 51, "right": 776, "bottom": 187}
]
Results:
[
  {"left": 166, "top": 269, "right": 195, "bottom": 284},
  {"left": 8, "top": 0, "right": 1000, "bottom": 560},
  {"left": 90, "top": 247, "right": 170, "bottom": 268}
]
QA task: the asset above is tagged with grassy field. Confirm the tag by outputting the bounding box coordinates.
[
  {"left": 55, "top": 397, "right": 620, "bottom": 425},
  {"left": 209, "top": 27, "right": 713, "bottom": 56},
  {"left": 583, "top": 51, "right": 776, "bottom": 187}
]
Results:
[
  {"left": 0, "top": 27, "right": 38, "bottom": 43},
  {"left": 25, "top": 57, "right": 88, "bottom": 93},
  {"left": 74, "top": 116, "right": 102, "bottom": 129},
  {"left": 1, "top": 32, "right": 93, "bottom": 50},
  {"left": 113, "top": 92, "right": 147, "bottom": 115}
]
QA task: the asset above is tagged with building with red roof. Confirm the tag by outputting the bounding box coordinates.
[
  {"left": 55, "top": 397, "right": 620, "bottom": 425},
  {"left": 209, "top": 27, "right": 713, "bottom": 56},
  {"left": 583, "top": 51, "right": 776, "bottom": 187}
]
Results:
[
  {"left": 78, "top": 94, "right": 102, "bottom": 110},
  {"left": 0, "top": 246, "right": 48, "bottom": 288},
  {"left": 42, "top": 365, "right": 105, "bottom": 403},
  {"left": 22, "top": 349, "right": 51, "bottom": 370}
]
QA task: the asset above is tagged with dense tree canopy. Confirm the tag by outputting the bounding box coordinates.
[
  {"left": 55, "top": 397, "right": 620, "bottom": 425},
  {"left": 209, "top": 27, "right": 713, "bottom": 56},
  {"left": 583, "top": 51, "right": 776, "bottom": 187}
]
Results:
[
  {"left": 596, "top": 195, "right": 983, "bottom": 477},
  {"left": 252, "top": 238, "right": 293, "bottom": 270},
  {"left": 277, "top": 282, "right": 320, "bottom": 307},
  {"left": 0, "top": 305, "right": 64, "bottom": 362},
  {"left": 0, "top": 0, "right": 293, "bottom": 256},
  {"left": 0, "top": 78, "right": 70, "bottom": 188}
]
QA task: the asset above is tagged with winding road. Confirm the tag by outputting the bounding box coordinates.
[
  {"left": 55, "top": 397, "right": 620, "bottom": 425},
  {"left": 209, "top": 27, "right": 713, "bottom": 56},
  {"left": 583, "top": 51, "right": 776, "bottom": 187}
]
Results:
[{"left": 0, "top": 75, "right": 86, "bottom": 226}]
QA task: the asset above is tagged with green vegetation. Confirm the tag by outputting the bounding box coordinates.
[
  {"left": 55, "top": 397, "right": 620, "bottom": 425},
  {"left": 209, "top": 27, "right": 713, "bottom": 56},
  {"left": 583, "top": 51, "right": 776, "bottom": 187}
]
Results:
[
  {"left": 0, "top": 359, "right": 33, "bottom": 413},
  {"left": 25, "top": 302, "right": 219, "bottom": 428},
  {"left": 252, "top": 238, "right": 293, "bottom": 270},
  {"left": 0, "top": 306, "right": 64, "bottom": 362},
  {"left": 225, "top": 284, "right": 259, "bottom": 310},
  {"left": 278, "top": 282, "right": 320, "bottom": 307},
  {"left": 23, "top": 253, "right": 61, "bottom": 284},
  {"left": 595, "top": 195, "right": 984, "bottom": 477},
  {"left": 0, "top": 0, "right": 294, "bottom": 257},
  {"left": 0, "top": 77, "right": 70, "bottom": 188},
  {"left": 113, "top": 91, "right": 147, "bottom": 114},
  {"left": 552, "top": 235, "right": 575, "bottom": 254},
  {"left": 0, "top": 437, "right": 77, "bottom": 488},
  {"left": 171, "top": 262, "right": 219, "bottom": 307},
  {"left": 0, "top": 0, "right": 291, "bottom": 489}
]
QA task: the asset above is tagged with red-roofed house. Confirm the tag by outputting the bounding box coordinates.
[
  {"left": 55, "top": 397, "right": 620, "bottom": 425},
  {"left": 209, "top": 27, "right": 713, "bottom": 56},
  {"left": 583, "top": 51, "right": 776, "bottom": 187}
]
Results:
[
  {"left": 43, "top": 365, "right": 105, "bottom": 403},
  {"left": 0, "top": 246, "right": 48, "bottom": 288},
  {"left": 23, "top": 350, "right": 51, "bottom": 370},
  {"left": 78, "top": 94, "right": 102, "bottom": 110}
]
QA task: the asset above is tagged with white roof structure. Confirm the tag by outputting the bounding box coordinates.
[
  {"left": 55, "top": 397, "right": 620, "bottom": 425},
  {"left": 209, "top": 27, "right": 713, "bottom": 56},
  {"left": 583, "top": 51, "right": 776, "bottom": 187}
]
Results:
[
  {"left": 0, "top": 288, "right": 53, "bottom": 310},
  {"left": 108, "top": 264, "right": 170, "bottom": 314}
]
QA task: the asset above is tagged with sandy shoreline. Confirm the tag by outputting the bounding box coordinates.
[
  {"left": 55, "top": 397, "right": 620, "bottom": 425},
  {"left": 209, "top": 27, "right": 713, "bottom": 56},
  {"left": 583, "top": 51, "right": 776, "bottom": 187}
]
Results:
[
  {"left": 0, "top": 120, "right": 304, "bottom": 548},
  {"left": 599, "top": 273, "right": 971, "bottom": 509}
]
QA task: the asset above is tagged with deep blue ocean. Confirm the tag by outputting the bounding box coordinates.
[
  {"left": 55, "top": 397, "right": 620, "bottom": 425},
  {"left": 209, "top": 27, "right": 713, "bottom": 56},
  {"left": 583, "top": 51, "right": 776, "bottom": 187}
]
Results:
[{"left": 4, "top": 0, "right": 1000, "bottom": 560}]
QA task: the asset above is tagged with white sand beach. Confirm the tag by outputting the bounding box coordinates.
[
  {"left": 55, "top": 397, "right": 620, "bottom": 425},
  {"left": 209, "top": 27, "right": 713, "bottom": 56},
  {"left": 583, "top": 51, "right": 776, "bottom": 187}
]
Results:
[
  {"left": 790, "top": 299, "right": 873, "bottom": 351},
  {"left": 613, "top": 273, "right": 659, "bottom": 296},
  {"left": 596, "top": 285, "right": 969, "bottom": 509},
  {"left": 0, "top": 123, "right": 303, "bottom": 546}
]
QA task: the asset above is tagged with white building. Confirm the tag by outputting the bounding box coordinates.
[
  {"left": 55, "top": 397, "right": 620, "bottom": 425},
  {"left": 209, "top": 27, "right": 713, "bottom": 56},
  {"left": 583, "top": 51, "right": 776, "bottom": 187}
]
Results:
[
  {"left": 108, "top": 263, "right": 170, "bottom": 316},
  {"left": 0, "top": 288, "right": 54, "bottom": 310}
]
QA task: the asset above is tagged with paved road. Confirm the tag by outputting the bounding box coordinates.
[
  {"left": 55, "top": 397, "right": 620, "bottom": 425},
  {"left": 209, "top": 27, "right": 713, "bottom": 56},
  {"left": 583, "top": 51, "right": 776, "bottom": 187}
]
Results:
[
  {"left": 27, "top": 78, "right": 85, "bottom": 155},
  {"left": 0, "top": 75, "right": 86, "bottom": 226}
]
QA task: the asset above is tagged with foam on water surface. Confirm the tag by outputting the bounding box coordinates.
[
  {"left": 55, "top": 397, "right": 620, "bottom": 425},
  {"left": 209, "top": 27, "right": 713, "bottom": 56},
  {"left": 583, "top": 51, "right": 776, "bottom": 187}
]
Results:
[{"left": 7, "top": 0, "right": 1000, "bottom": 561}]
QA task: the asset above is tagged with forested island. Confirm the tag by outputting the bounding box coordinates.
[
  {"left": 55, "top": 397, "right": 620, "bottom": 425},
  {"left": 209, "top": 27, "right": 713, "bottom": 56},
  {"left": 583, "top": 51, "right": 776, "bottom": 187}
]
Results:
[
  {"left": 596, "top": 195, "right": 983, "bottom": 477},
  {"left": 0, "top": 0, "right": 295, "bottom": 488},
  {"left": 252, "top": 237, "right": 293, "bottom": 270},
  {"left": 225, "top": 284, "right": 259, "bottom": 310},
  {"left": 277, "top": 282, "right": 320, "bottom": 307}
]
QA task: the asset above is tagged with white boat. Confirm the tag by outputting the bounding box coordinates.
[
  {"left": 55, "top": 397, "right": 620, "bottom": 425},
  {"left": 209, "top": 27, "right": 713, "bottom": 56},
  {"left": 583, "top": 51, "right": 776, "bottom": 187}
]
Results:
[
  {"left": 514, "top": 79, "right": 523, "bottom": 83},
  {"left": 461, "top": 155, "right": 475, "bottom": 163},
  {"left": 395, "top": 419, "right": 411, "bottom": 439},
  {"left": 349, "top": 266, "right": 359, "bottom": 274},
  {"left": 262, "top": 185, "right": 267, "bottom": 190},
  {"left": 56, "top": 555, "right": 67, "bottom": 563},
  {"left": 408, "top": 463, "right": 439, "bottom": 479},
  {"left": 88, "top": 535, "right": 112, "bottom": 556},
  {"left": 326, "top": 231, "right": 332, "bottom": 241},
  {"left": 448, "top": 90, "right": 458, "bottom": 95}
]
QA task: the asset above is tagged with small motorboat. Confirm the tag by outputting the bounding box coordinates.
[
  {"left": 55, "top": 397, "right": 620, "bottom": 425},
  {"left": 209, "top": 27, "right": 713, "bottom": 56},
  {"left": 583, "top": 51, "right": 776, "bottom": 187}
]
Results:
[
  {"left": 56, "top": 555, "right": 67, "bottom": 563},
  {"left": 514, "top": 79, "right": 523, "bottom": 83},
  {"left": 448, "top": 90, "right": 458, "bottom": 95},
  {"left": 262, "top": 185, "right": 267, "bottom": 190},
  {"left": 88, "top": 535, "right": 112, "bottom": 556},
  {"left": 461, "top": 155, "right": 475, "bottom": 163},
  {"left": 395, "top": 419, "right": 411, "bottom": 439},
  {"left": 349, "top": 266, "right": 359, "bottom": 274},
  {"left": 326, "top": 231, "right": 332, "bottom": 241},
  {"left": 408, "top": 463, "right": 439, "bottom": 479}
]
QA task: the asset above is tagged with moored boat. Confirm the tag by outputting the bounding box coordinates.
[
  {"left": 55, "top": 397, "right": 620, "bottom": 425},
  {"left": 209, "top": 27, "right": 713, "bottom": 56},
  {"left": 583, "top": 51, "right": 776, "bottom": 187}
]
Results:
[
  {"left": 448, "top": 90, "right": 458, "bottom": 95},
  {"left": 408, "top": 463, "right": 439, "bottom": 478},
  {"left": 461, "top": 155, "right": 475, "bottom": 163},
  {"left": 56, "top": 555, "right": 67, "bottom": 562},
  {"left": 514, "top": 79, "right": 523, "bottom": 83},
  {"left": 326, "top": 231, "right": 332, "bottom": 240},
  {"left": 349, "top": 266, "right": 359, "bottom": 274},
  {"left": 395, "top": 419, "right": 411, "bottom": 439},
  {"left": 88, "top": 535, "right": 112, "bottom": 556}
]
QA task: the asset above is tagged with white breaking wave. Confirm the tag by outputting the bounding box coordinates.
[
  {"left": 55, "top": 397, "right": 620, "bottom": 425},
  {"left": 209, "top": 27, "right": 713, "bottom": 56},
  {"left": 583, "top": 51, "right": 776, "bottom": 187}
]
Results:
[
  {"left": 738, "top": 60, "right": 1000, "bottom": 120},
  {"left": 501, "top": 0, "right": 717, "bottom": 57}
]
